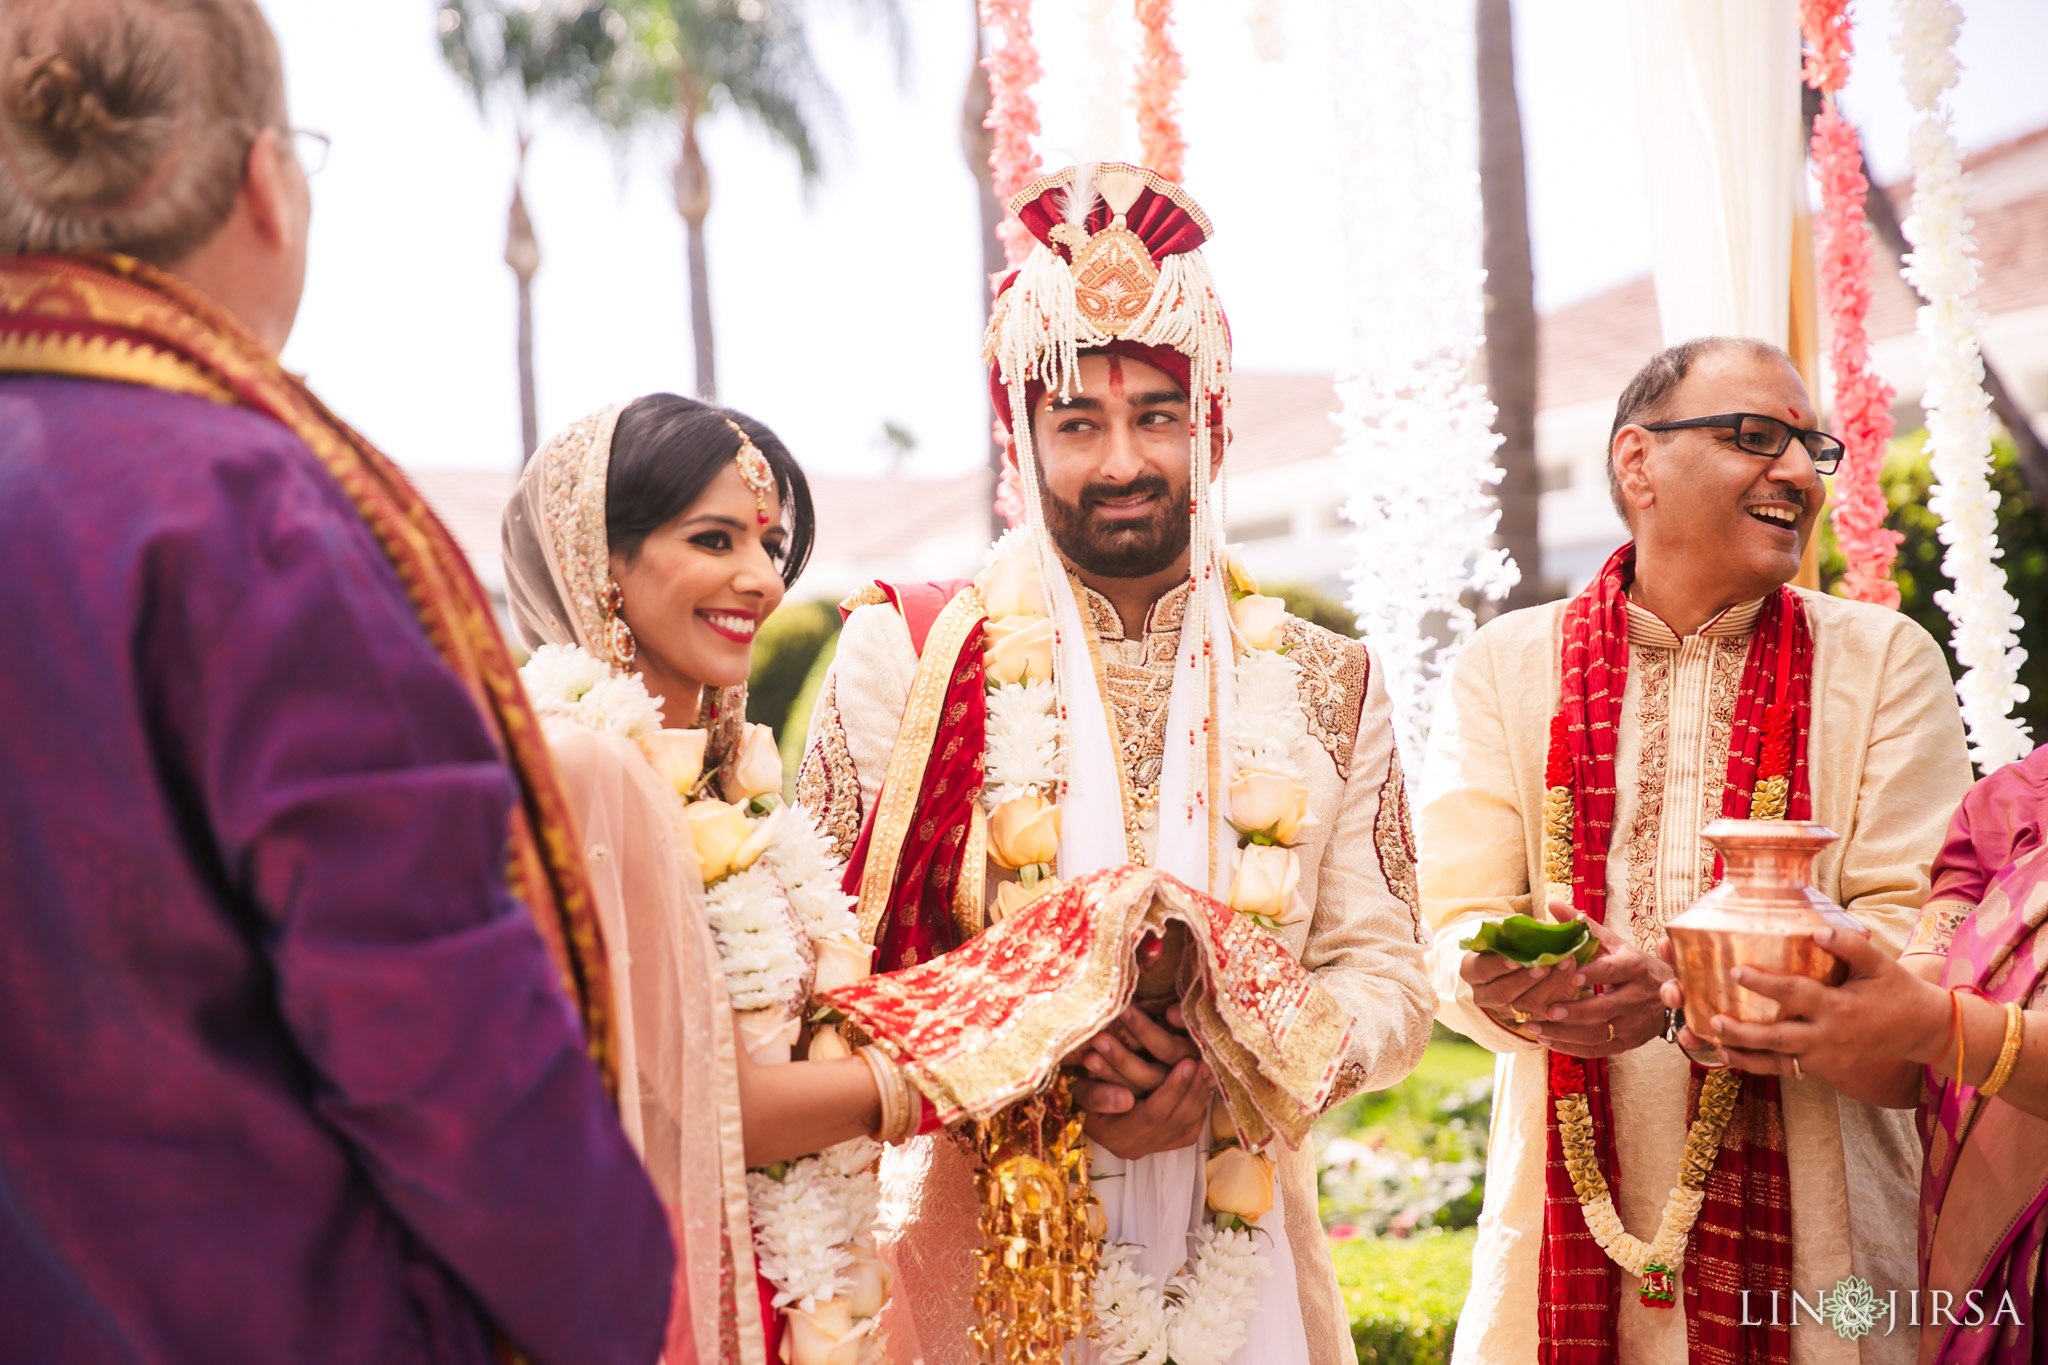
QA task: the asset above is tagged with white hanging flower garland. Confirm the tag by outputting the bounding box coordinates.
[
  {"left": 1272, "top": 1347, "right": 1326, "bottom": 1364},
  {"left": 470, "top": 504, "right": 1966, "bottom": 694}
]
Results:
[
  {"left": 1892, "top": 0, "right": 2033, "bottom": 773},
  {"left": 1327, "top": 0, "right": 1517, "bottom": 761},
  {"left": 518, "top": 643, "right": 888, "bottom": 1353},
  {"left": 1092, "top": 1225, "right": 1269, "bottom": 1365}
]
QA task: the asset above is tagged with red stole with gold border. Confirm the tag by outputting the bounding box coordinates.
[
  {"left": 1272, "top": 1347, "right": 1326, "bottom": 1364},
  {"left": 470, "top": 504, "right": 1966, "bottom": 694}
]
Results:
[{"left": 1539, "top": 544, "right": 1812, "bottom": 1365}]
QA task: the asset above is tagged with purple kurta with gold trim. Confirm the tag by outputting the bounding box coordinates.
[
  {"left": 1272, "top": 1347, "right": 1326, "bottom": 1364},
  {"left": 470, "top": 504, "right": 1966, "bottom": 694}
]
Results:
[{"left": 0, "top": 376, "right": 673, "bottom": 1364}]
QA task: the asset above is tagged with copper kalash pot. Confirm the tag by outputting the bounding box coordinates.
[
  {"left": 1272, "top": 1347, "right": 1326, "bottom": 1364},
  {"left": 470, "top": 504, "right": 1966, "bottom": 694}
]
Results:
[{"left": 1664, "top": 820, "right": 1862, "bottom": 1048}]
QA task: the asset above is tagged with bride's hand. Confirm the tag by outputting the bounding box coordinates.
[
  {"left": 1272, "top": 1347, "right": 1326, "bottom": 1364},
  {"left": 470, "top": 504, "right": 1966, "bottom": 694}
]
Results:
[{"left": 1079, "top": 1056, "right": 1216, "bottom": 1160}]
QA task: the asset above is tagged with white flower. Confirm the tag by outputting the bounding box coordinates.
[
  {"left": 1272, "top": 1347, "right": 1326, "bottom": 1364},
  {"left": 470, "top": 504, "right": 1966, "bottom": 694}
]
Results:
[
  {"left": 748, "top": 1138, "right": 882, "bottom": 1313},
  {"left": 1092, "top": 1225, "right": 1267, "bottom": 1365},
  {"left": 1232, "top": 646, "right": 1308, "bottom": 780},
  {"left": 519, "top": 642, "right": 609, "bottom": 713},
  {"left": 576, "top": 671, "right": 665, "bottom": 738},
  {"left": 984, "top": 678, "right": 1062, "bottom": 806},
  {"left": 702, "top": 864, "right": 807, "bottom": 1013}
]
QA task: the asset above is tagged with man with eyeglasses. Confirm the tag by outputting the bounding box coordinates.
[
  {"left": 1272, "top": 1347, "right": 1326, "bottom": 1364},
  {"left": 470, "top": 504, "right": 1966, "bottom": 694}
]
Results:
[{"left": 1418, "top": 336, "right": 1971, "bottom": 1365}]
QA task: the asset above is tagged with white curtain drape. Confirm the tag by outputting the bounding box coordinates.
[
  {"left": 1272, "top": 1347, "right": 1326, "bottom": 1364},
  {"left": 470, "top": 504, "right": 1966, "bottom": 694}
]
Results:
[{"left": 1627, "top": 0, "right": 1803, "bottom": 348}]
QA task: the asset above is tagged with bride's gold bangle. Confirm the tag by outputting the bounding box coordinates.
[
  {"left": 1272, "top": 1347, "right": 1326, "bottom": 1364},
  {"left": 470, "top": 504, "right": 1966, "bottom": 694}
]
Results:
[
  {"left": 1980, "top": 1002, "right": 2026, "bottom": 1099},
  {"left": 859, "top": 1045, "right": 915, "bottom": 1144}
]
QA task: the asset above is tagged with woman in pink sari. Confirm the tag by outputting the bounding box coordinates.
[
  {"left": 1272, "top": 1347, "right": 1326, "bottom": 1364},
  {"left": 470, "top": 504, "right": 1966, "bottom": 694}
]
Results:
[{"left": 1666, "top": 748, "right": 2048, "bottom": 1363}]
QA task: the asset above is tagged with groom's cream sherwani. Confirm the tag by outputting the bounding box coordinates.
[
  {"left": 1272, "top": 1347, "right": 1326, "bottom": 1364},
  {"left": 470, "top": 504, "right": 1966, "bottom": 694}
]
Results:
[
  {"left": 1420, "top": 590, "right": 1972, "bottom": 1365},
  {"left": 800, "top": 579, "right": 1435, "bottom": 1365}
]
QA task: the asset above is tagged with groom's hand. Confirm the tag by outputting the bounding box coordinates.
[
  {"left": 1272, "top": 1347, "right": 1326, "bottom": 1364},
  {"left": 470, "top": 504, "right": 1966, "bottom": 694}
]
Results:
[
  {"left": 1075, "top": 1004, "right": 1202, "bottom": 1101},
  {"left": 1078, "top": 1056, "right": 1215, "bottom": 1160}
]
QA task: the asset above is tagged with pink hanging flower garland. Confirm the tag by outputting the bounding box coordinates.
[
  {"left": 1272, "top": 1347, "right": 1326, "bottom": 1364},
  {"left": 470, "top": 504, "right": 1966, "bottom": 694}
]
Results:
[
  {"left": 1133, "top": 0, "right": 1187, "bottom": 182},
  {"left": 1801, "top": 0, "right": 1903, "bottom": 607},
  {"left": 981, "top": 0, "right": 1043, "bottom": 268}
]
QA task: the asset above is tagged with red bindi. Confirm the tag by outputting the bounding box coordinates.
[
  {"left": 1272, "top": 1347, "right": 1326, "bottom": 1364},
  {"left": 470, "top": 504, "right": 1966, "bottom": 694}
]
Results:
[{"left": 1106, "top": 354, "right": 1125, "bottom": 399}]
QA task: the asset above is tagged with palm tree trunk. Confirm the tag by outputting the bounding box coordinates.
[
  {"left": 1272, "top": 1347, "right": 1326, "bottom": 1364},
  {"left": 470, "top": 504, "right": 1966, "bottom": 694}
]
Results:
[
  {"left": 675, "top": 95, "right": 716, "bottom": 402},
  {"left": 1476, "top": 0, "right": 1543, "bottom": 610},
  {"left": 963, "top": 7, "right": 1007, "bottom": 539},
  {"left": 504, "top": 140, "right": 542, "bottom": 466}
]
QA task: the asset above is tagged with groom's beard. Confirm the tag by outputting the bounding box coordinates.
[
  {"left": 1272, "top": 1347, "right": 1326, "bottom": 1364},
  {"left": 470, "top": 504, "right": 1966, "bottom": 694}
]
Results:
[{"left": 1040, "top": 470, "right": 1191, "bottom": 579}]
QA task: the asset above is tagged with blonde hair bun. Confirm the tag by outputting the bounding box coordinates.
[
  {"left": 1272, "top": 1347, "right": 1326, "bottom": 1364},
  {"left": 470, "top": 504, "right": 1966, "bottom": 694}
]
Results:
[{"left": 0, "top": 0, "right": 285, "bottom": 265}]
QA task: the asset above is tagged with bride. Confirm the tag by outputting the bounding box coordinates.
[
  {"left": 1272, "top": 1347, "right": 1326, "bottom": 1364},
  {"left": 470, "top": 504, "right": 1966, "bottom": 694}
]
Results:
[{"left": 502, "top": 396, "right": 921, "bottom": 1365}]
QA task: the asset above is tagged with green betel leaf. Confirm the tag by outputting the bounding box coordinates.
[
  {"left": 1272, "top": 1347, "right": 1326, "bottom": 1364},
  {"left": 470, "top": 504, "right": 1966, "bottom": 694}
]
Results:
[{"left": 1459, "top": 914, "right": 1596, "bottom": 967}]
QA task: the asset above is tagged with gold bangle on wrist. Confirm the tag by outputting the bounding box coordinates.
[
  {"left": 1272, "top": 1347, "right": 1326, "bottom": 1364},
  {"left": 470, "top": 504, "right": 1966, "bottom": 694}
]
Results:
[
  {"left": 1980, "top": 1002, "right": 2026, "bottom": 1099},
  {"left": 859, "top": 1045, "right": 915, "bottom": 1144}
]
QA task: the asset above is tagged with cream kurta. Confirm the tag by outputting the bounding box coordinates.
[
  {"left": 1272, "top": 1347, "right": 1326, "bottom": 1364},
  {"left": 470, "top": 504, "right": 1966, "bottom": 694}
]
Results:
[
  {"left": 800, "top": 581, "right": 1437, "bottom": 1365},
  {"left": 1421, "top": 589, "right": 1972, "bottom": 1365}
]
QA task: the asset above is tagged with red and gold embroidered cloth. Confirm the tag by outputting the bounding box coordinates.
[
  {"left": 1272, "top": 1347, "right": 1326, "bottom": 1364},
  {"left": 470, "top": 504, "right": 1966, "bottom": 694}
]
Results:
[{"left": 824, "top": 865, "right": 1351, "bottom": 1149}]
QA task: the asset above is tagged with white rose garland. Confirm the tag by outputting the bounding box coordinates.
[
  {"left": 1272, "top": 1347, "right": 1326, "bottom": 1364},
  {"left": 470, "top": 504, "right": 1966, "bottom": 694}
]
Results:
[{"left": 1892, "top": 0, "right": 2033, "bottom": 773}]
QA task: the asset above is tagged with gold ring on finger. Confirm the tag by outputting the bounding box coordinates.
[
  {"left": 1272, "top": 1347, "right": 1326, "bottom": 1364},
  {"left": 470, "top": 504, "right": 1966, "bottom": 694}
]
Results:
[
  {"left": 1791, "top": 1055, "right": 1804, "bottom": 1081},
  {"left": 1606, "top": 1022, "right": 1615, "bottom": 1043},
  {"left": 1510, "top": 1008, "right": 1530, "bottom": 1024}
]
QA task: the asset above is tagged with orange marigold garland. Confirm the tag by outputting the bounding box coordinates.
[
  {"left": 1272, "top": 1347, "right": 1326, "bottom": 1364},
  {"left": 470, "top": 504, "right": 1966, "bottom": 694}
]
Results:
[
  {"left": 1132, "top": 0, "right": 1187, "bottom": 182},
  {"left": 1801, "top": 0, "right": 1903, "bottom": 607}
]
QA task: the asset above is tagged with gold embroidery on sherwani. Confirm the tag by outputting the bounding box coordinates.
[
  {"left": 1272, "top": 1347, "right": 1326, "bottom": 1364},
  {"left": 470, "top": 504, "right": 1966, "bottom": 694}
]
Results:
[
  {"left": 855, "top": 587, "right": 986, "bottom": 943},
  {"left": 1695, "top": 640, "right": 1747, "bottom": 894},
  {"left": 1076, "top": 582, "right": 1185, "bottom": 860},
  {"left": 794, "top": 672, "right": 863, "bottom": 862},
  {"left": 1623, "top": 644, "right": 1674, "bottom": 951},
  {"left": 839, "top": 583, "right": 888, "bottom": 614},
  {"left": 1374, "top": 748, "right": 1422, "bottom": 934},
  {"left": 1281, "top": 618, "right": 1371, "bottom": 780}
]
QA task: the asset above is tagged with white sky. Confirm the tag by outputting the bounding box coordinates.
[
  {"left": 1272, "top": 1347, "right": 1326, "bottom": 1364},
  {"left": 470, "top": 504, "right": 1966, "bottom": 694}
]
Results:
[{"left": 267, "top": 0, "right": 2048, "bottom": 479}]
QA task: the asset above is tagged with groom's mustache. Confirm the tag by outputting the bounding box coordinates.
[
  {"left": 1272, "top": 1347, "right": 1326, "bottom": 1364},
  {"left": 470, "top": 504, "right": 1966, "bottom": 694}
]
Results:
[{"left": 1074, "top": 473, "right": 1177, "bottom": 516}]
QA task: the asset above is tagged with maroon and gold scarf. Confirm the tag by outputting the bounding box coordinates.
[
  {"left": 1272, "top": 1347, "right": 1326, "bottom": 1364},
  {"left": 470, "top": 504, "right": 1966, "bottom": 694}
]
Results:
[
  {"left": 1540, "top": 544, "right": 1813, "bottom": 1365},
  {"left": 0, "top": 252, "right": 616, "bottom": 1093}
]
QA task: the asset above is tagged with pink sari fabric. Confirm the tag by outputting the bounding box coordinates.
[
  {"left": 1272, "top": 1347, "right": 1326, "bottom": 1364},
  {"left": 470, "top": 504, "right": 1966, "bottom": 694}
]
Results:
[{"left": 1920, "top": 748, "right": 2048, "bottom": 1364}]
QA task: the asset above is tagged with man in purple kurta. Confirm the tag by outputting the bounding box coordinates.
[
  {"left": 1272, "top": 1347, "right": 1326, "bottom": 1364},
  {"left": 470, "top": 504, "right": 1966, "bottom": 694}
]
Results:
[
  {"left": 0, "top": 373, "right": 676, "bottom": 1362},
  {"left": 0, "top": 0, "right": 673, "bottom": 1359}
]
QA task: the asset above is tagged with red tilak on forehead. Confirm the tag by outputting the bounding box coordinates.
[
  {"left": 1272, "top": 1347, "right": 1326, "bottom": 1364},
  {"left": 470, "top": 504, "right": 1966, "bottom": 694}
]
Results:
[{"left": 1107, "top": 354, "right": 1125, "bottom": 399}]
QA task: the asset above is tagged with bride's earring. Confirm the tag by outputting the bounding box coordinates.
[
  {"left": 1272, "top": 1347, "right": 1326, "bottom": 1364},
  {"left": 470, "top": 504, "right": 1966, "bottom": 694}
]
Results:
[{"left": 601, "top": 579, "right": 636, "bottom": 668}]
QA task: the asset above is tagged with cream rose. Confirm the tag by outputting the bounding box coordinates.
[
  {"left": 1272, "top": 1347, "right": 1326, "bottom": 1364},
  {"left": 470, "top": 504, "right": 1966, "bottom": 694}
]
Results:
[
  {"left": 1204, "top": 1146, "right": 1275, "bottom": 1223},
  {"left": 686, "top": 799, "right": 756, "bottom": 882},
  {"left": 1231, "top": 593, "right": 1288, "bottom": 651},
  {"left": 731, "top": 803, "right": 783, "bottom": 875},
  {"left": 735, "top": 1009, "right": 799, "bottom": 1065},
  {"left": 847, "top": 1240, "right": 893, "bottom": 1319},
  {"left": 988, "top": 794, "right": 1061, "bottom": 870},
  {"left": 983, "top": 615, "right": 1056, "bottom": 686},
  {"left": 1221, "top": 547, "right": 1260, "bottom": 599},
  {"left": 812, "top": 934, "right": 874, "bottom": 995},
  {"left": 992, "top": 875, "right": 1062, "bottom": 922},
  {"left": 640, "top": 728, "right": 708, "bottom": 795},
  {"left": 722, "top": 722, "right": 786, "bottom": 804},
  {"left": 1227, "top": 844, "right": 1303, "bottom": 924},
  {"left": 807, "top": 1024, "right": 852, "bottom": 1062},
  {"left": 783, "top": 1299, "right": 877, "bottom": 1365},
  {"left": 1211, "top": 1096, "right": 1240, "bottom": 1145},
  {"left": 978, "top": 553, "right": 1049, "bottom": 620},
  {"left": 1228, "top": 770, "right": 1312, "bottom": 844}
]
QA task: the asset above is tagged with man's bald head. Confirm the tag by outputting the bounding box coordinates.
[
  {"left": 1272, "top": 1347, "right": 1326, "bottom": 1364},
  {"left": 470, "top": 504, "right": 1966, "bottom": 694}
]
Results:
[{"left": 1607, "top": 337, "right": 1798, "bottom": 524}]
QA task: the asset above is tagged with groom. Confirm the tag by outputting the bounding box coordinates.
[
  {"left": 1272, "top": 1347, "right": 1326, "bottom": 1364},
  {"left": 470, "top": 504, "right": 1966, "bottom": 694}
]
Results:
[{"left": 798, "top": 163, "right": 1434, "bottom": 1364}]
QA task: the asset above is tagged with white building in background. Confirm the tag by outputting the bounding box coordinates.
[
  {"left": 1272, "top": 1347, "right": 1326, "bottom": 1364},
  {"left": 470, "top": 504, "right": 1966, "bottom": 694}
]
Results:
[{"left": 413, "top": 126, "right": 2048, "bottom": 611}]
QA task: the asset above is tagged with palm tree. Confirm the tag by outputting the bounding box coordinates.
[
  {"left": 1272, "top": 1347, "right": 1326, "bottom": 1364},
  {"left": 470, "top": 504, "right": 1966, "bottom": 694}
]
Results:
[
  {"left": 961, "top": 4, "right": 1008, "bottom": 538},
  {"left": 1475, "top": 0, "right": 1544, "bottom": 608},
  {"left": 607, "top": 0, "right": 901, "bottom": 402},
  {"left": 436, "top": 0, "right": 634, "bottom": 464}
]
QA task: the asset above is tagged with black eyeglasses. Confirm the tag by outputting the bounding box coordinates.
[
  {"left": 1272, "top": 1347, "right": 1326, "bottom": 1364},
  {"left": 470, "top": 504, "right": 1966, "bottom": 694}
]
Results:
[{"left": 1638, "top": 412, "right": 1844, "bottom": 475}]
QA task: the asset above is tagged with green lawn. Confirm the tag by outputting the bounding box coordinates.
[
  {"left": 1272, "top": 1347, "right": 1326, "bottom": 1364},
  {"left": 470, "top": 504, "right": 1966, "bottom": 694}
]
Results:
[{"left": 1333, "top": 1227, "right": 1475, "bottom": 1364}]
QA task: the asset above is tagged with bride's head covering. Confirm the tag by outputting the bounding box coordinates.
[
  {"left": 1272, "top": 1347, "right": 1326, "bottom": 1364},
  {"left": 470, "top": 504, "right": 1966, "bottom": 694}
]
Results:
[
  {"left": 502, "top": 394, "right": 815, "bottom": 755},
  {"left": 503, "top": 394, "right": 814, "bottom": 1365}
]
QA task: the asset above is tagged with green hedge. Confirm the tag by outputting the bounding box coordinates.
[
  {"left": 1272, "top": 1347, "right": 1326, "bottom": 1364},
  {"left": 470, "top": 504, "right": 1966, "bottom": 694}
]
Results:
[{"left": 1333, "top": 1228, "right": 1474, "bottom": 1365}]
